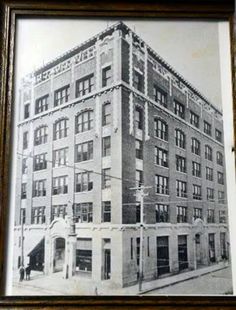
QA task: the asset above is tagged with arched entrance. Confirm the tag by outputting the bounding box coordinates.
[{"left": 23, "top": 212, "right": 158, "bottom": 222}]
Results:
[{"left": 53, "top": 237, "right": 65, "bottom": 273}]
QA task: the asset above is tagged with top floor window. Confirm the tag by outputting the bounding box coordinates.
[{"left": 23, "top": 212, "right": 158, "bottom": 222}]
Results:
[
  {"left": 135, "top": 107, "right": 143, "bottom": 130},
  {"left": 133, "top": 70, "right": 143, "bottom": 92},
  {"left": 34, "top": 126, "right": 48, "bottom": 146},
  {"left": 35, "top": 95, "right": 48, "bottom": 114},
  {"left": 215, "top": 129, "right": 222, "bottom": 142},
  {"left": 175, "top": 129, "right": 185, "bottom": 149},
  {"left": 53, "top": 118, "right": 68, "bottom": 140},
  {"left": 153, "top": 86, "right": 167, "bottom": 107},
  {"left": 174, "top": 100, "right": 185, "bottom": 119},
  {"left": 54, "top": 85, "right": 70, "bottom": 107},
  {"left": 24, "top": 103, "right": 30, "bottom": 119},
  {"left": 204, "top": 121, "right": 212, "bottom": 136},
  {"left": 75, "top": 74, "right": 94, "bottom": 98},
  {"left": 75, "top": 110, "right": 93, "bottom": 134},
  {"left": 102, "top": 102, "right": 111, "bottom": 126},
  {"left": 190, "top": 111, "right": 199, "bottom": 128},
  {"left": 102, "top": 66, "right": 112, "bottom": 87},
  {"left": 154, "top": 119, "right": 168, "bottom": 141}
]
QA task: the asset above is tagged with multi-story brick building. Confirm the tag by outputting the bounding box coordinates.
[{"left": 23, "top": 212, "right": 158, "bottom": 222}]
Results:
[{"left": 13, "top": 21, "right": 229, "bottom": 289}]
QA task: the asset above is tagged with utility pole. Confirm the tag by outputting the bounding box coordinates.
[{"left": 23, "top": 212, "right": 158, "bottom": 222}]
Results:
[
  {"left": 20, "top": 208, "right": 25, "bottom": 267},
  {"left": 130, "top": 185, "right": 151, "bottom": 292}
]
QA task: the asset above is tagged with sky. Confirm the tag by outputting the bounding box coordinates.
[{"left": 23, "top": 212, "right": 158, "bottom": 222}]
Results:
[{"left": 15, "top": 19, "right": 223, "bottom": 108}]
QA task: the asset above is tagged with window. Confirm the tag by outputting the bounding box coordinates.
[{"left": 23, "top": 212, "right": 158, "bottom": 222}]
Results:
[
  {"left": 191, "top": 138, "right": 200, "bottom": 155},
  {"left": 218, "top": 191, "right": 225, "bottom": 204},
  {"left": 136, "top": 237, "right": 140, "bottom": 266},
  {"left": 207, "top": 188, "right": 214, "bottom": 201},
  {"left": 155, "top": 204, "right": 169, "bottom": 223},
  {"left": 207, "top": 209, "right": 215, "bottom": 223},
  {"left": 75, "top": 141, "right": 93, "bottom": 162},
  {"left": 31, "top": 207, "right": 46, "bottom": 224},
  {"left": 75, "top": 171, "right": 93, "bottom": 192},
  {"left": 192, "top": 161, "right": 201, "bottom": 177},
  {"left": 155, "top": 147, "right": 168, "bottom": 167},
  {"left": 175, "top": 129, "right": 185, "bottom": 149},
  {"left": 154, "top": 119, "right": 168, "bottom": 141},
  {"left": 190, "top": 111, "right": 199, "bottom": 128},
  {"left": 204, "top": 121, "right": 212, "bottom": 136},
  {"left": 176, "top": 155, "right": 186, "bottom": 173},
  {"left": 23, "top": 131, "right": 28, "bottom": 150},
  {"left": 215, "top": 129, "right": 222, "bottom": 142},
  {"left": 33, "top": 179, "right": 46, "bottom": 197},
  {"left": 52, "top": 175, "right": 68, "bottom": 195},
  {"left": 22, "top": 158, "right": 27, "bottom": 174},
  {"left": 157, "top": 236, "right": 170, "bottom": 275},
  {"left": 217, "top": 151, "right": 223, "bottom": 166},
  {"left": 217, "top": 172, "right": 224, "bottom": 185},
  {"left": 33, "top": 153, "right": 47, "bottom": 171},
  {"left": 53, "top": 118, "right": 68, "bottom": 140},
  {"left": 135, "top": 107, "right": 143, "bottom": 130},
  {"left": 21, "top": 183, "right": 27, "bottom": 199},
  {"left": 176, "top": 180, "right": 187, "bottom": 198},
  {"left": 153, "top": 86, "right": 167, "bottom": 107},
  {"left": 174, "top": 100, "right": 185, "bottom": 119},
  {"left": 133, "top": 70, "right": 143, "bottom": 92},
  {"left": 206, "top": 167, "right": 213, "bottom": 181},
  {"left": 24, "top": 103, "right": 30, "bottom": 119},
  {"left": 102, "top": 136, "right": 111, "bottom": 157},
  {"left": 54, "top": 85, "right": 70, "bottom": 107},
  {"left": 205, "top": 145, "right": 213, "bottom": 161},
  {"left": 136, "top": 140, "right": 143, "bottom": 160},
  {"left": 155, "top": 175, "right": 169, "bottom": 195},
  {"left": 131, "top": 238, "right": 133, "bottom": 260},
  {"left": 102, "top": 168, "right": 111, "bottom": 189},
  {"left": 136, "top": 170, "right": 143, "bottom": 187},
  {"left": 147, "top": 237, "right": 150, "bottom": 257},
  {"left": 75, "top": 110, "right": 93, "bottom": 133},
  {"left": 75, "top": 74, "right": 94, "bottom": 97},
  {"left": 193, "top": 184, "right": 202, "bottom": 200},
  {"left": 34, "top": 126, "right": 48, "bottom": 146},
  {"left": 136, "top": 204, "right": 141, "bottom": 223},
  {"left": 35, "top": 95, "right": 48, "bottom": 114},
  {"left": 74, "top": 203, "right": 93, "bottom": 223},
  {"left": 53, "top": 147, "right": 68, "bottom": 167},
  {"left": 219, "top": 210, "right": 226, "bottom": 223},
  {"left": 193, "top": 208, "right": 202, "bottom": 220},
  {"left": 102, "top": 66, "right": 112, "bottom": 87},
  {"left": 51, "top": 205, "right": 67, "bottom": 221},
  {"left": 176, "top": 206, "right": 187, "bottom": 223},
  {"left": 102, "top": 102, "right": 111, "bottom": 126},
  {"left": 102, "top": 201, "right": 111, "bottom": 222},
  {"left": 20, "top": 208, "right": 26, "bottom": 224}
]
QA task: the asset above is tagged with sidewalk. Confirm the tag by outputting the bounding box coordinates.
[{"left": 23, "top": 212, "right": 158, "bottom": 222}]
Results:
[{"left": 12, "top": 262, "right": 230, "bottom": 295}]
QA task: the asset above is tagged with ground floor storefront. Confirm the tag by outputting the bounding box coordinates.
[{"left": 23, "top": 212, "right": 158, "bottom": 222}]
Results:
[{"left": 13, "top": 218, "right": 229, "bottom": 288}]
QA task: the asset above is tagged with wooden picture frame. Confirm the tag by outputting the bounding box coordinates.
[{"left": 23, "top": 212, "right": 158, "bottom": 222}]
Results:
[{"left": 0, "top": 0, "right": 236, "bottom": 308}]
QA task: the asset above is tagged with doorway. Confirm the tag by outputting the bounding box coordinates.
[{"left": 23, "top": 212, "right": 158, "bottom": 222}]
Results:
[{"left": 53, "top": 237, "right": 65, "bottom": 272}]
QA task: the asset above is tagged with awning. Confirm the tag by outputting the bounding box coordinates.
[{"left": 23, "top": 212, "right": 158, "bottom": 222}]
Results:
[{"left": 28, "top": 238, "right": 45, "bottom": 257}]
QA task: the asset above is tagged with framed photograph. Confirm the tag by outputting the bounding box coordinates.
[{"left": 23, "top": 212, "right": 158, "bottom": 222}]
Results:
[{"left": 0, "top": 0, "right": 236, "bottom": 308}]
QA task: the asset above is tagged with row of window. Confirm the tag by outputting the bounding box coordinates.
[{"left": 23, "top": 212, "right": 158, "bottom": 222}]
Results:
[
  {"left": 154, "top": 174, "right": 225, "bottom": 197},
  {"left": 21, "top": 202, "right": 227, "bottom": 226},
  {"left": 154, "top": 204, "right": 226, "bottom": 224},
  {"left": 24, "top": 67, "right": 113, "bottom": 118},
  {"left": 23, "top": 201, "right": 111, "bottom": 225},
  {"left": 135, "top": 103, "right": 222, "bottom": 142},
  {"left": 22, "top": 138, "right": 111, "bottom": 173},
  {"left": 22, "top": 169, "right": 111, "bottom": 198},
  {"left": 23, "top": 104, "right": 111, "bottom": 149}
]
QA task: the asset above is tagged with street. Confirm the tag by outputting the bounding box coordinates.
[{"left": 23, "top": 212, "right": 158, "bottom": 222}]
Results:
[{"left": 144, "top": 267, "right": 233, "bottom": 295}]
